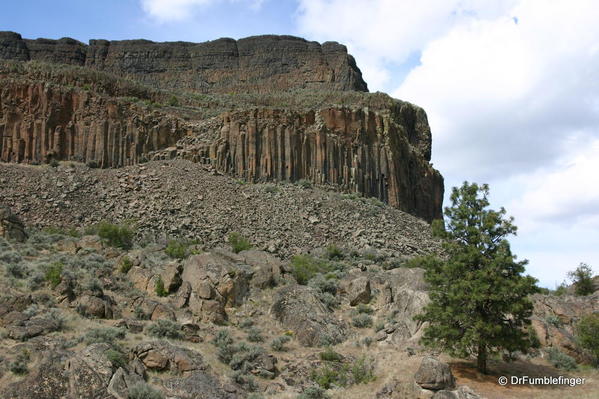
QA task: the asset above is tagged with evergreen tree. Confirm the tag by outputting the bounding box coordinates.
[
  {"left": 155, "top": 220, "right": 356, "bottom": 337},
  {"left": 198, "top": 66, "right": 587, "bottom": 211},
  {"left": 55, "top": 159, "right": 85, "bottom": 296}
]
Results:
[{"left": 417, "top": 182, "right": 539, "bottom": 374}]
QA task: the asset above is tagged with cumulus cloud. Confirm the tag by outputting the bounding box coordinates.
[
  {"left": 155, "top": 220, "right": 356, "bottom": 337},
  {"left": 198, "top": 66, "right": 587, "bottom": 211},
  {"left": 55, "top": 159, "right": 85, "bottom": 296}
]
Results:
[
  {"left": 141, "top": 0, "right": 264, "bottom": 22},
  {"left": 395, "top": 0, "right": 599, "bottom": 180},
  {"left": 297, "top": 0, "right": 599, "bottom": 284},
  {"left": 296, "top": 0, "right": 518, "bottom": 90}
]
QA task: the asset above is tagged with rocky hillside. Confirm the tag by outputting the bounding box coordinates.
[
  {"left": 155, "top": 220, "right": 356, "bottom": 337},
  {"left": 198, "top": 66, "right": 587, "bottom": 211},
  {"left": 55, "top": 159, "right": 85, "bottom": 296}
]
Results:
[
  {"left": 0, "top": 57, "right": 443, "bottom": 221},
  {"left": 0, "top": 160, "right": 441, "bottom": 259},
  {"left": 0, "top": 31, "right": 368, "bottom": 93}
]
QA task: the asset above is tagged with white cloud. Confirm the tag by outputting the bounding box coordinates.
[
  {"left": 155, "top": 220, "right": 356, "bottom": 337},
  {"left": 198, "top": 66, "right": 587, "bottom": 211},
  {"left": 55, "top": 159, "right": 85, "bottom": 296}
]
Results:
[
  {"left": 398, "top": 3, "right": 599, "bottom": 181},
  {"left": 296, "top": 0, "right": 518, "bottom": 90},
  {"left": 297, "top": 0, "right": 599, "bottom": 285},
  {"left": 141, "top": 0, "right": 264, "bottom": 22}
]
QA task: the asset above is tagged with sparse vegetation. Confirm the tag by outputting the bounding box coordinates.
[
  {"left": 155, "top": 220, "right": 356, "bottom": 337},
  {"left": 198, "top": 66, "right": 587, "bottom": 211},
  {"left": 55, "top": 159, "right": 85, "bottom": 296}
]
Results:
[
  {"left": 247, "top": 327, "right": 264, "bottom": 342},
  {"left": 228, "top": 232, "right": 252, "bottom": 253},
  {"left": 311, "top": 355, "right": 375, "bottom": 389},
  {"left": 352, "top": 314, "right": 373, "bottom": 328},
  {"left": 290, "top": 255, "right": 335, "bottom": 285},
  {"left": 94, "top": 221, "right": 134, "bottom": 249},
  {"left": 319, "top": 347, "right": 343, "bottom": 362},
  {"left": 119, "top": 256, "right": 133, "bottom": 273},
  {"left": 9, "top": 350, "right": 30, "bottom": 375},
  {"left": 106, "top": 348, "right": 128, "bottom": 369},
  {"left": 297, "top": 387, "right": 330, "bottom": 399},
  {"left": 84, "top": 327, "right": 126, "bottom": 348},
  {"left": 155, "top": 276, "right": 168, "bottom": 297},
  {"left": 271, "top": 336, "right": 291, "bottom": 352},
  {"left": 146, "top": 320, "right": 183, "bottom": 339},
  {"left": 128, "top": 382, "right": 164, "bottom": 399},
  {"left": 44, "top": 262, "right": 64, "bottom": 288},
  {"left": 165, "top": 239, "right": 198, "bottom": 259},
  {"left": 546, "top": 347, "right": 577, "bottom": 370}
]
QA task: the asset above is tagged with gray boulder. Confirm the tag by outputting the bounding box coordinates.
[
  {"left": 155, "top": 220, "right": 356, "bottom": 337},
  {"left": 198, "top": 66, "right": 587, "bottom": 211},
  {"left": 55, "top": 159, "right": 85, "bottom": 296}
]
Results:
[
  {"left": 414, "top": 357, "right": 456, "bottom": 391},
  {"left": 271, "top": 284, "right": 346, "bottom": 346}
]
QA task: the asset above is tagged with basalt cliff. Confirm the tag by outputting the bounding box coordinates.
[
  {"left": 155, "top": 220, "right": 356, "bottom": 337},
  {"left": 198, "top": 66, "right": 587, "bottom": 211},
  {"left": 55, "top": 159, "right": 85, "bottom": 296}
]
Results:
[{"left": 0, "top": 31, "right": 442, "bottom": 221}]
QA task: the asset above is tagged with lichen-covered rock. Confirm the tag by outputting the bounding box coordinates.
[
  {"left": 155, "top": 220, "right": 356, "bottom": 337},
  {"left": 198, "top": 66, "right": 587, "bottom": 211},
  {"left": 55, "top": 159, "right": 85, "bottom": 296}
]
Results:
[
  {"left": 271, "top": 284, "right": 347, "bottom": 346},
  {"left": 414, "top": 357, "right": 456, "bottom": 391}
]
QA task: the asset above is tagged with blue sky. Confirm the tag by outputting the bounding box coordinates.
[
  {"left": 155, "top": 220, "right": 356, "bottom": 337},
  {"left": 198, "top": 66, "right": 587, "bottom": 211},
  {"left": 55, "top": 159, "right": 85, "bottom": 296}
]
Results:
[{"left": 2, "top": 0, "right": 599, "bottom": 288}]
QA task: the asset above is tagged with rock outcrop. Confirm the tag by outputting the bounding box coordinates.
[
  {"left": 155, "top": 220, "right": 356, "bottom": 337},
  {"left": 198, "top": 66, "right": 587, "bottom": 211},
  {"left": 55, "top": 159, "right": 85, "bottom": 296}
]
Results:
[
  {"left": 0, "top": 79, "right": 186, "bottom": 167},
  {"left": 0, "top": 31, "right": 444, "bottom": 221},
  {"left": 0, "top": 205, "right": 28, "bottom": 241},
  {"left": 153, "top": 106, "right": 443, "bottom": 221},
  {"left": 0, "top": 31, "right": 368, "bottom": 93}
]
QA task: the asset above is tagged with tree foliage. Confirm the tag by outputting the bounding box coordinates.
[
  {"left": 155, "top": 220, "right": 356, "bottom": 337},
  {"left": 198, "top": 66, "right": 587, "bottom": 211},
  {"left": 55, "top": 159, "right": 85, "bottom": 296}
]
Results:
[
  {"left": 567, "top": 263, "right": 595, "bottom": 296},
  {"left": 416, "top": 182, "right": 539, "bottom": 373},
  {"left": 576, "top": 313, "right": 599, "bottom": 366}
]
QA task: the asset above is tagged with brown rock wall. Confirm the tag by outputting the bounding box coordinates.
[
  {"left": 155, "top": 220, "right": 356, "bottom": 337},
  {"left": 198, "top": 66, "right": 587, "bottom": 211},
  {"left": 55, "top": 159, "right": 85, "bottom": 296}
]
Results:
[
  {"left": 0, "top": 32, "right": 368, "bottom": 93},
  {"left": 160, "top": 106, "right": 443, "bottom": 221},
  {"left": 0, "top": 80, "right": 186, "bottom": 167}
]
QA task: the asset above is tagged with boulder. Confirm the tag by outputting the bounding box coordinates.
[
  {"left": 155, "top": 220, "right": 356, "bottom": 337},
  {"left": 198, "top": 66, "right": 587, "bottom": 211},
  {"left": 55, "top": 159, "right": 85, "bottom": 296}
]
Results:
[
  {"left": 239, "top": 249, "right": 283, "bottom": 288},
  {"left": 161, "top": 262, "right": 183, "bottom": 293},
  {"left": 0, "top": 205, "right": 27, "bottom": 242},
  {"left": 414, "top": 357, "right": 456, "bottom": 391},
  {"left": 347, "top": 276, "right": 372, "bottom": 306},
  {"left": 76, "top": 294, "right": 115, "bottom": 319},
  {"left": 271, "top": 285, "right": 346, "bottom": 346},
  {"left": 182, "top": 251, "right": 253, "bottom": 307}
]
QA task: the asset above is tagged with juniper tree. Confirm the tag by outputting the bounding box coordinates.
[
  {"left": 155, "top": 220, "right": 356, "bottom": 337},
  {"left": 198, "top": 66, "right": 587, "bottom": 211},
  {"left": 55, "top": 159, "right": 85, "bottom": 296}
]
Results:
[{"left": 417, "top": 182, "right": 539, "bottom": 374}]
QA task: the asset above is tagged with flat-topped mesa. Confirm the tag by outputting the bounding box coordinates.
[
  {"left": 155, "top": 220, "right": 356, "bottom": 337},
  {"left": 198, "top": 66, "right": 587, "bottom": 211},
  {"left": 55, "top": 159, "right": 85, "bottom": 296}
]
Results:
[{"left": 0, "top": 31, "right": 368, "bottom": 93}]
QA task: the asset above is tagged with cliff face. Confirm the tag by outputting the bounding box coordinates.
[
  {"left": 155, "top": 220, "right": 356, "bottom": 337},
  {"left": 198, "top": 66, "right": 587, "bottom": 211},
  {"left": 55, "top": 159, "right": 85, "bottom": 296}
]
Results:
[
  {"left": 0, "top": 32, "right": 444, "bottom": 221},
  {"left": 151, "top": 106, "right": 443, "bottom": 221},
  {"left": 0, "top": 80, "right": 185, "bottom": 167},
  {"left": 0, "top": 31, "right": 368, "bottom": 93}
]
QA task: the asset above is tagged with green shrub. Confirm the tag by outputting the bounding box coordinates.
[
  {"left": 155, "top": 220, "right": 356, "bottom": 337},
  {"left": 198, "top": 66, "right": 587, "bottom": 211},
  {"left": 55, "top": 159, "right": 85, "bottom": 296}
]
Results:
[
  {"left": 290, "top": 255, "right": 334, "bottom": 285},
  {"left": 545, "top": 315, "right": 562, "bottom": 327},
  {"left": 247, "top": 327, "right": 264, "bottom": 343},
  {"left": 403, "top": 255, "right": 441, "bottom": 269},
  {"left": 167, "top": 95, "right": 179, "bottom": 106},
  {"left": 127, "top": 382, "right": 164, "bottom": 399},
  {"left": 298, "top": 387, "right": 330, "bottom": 399},
  {"left": 9, "top": 350, "right": 30, "bottom": 375},
  {"left": 6, "top": 263, "right": 28, "bottom": 279},
  {"left": 576, "top": 314, "right": 599, "bottom": 366},
  {"left": 119, "top": 256, "right": 133, "bottom": 273},
  {"left": 239, "top": 319, "right": 254, "bottom": 329},
  {"left": 227, "top": 232, "right": 252, "bottom": 253},
  {"left": 546, "top": 347, "right": 577, "bottom": 370},
  {"left": 146, "top": 320, "right": 182, "bottom": 339},
  {"left": 96, "top": 222, "right": 134, "bottom": 249},
  {"left": 319, "top": 347, "right": 343, "bottom": 362},
  {"left": 356, "top": 304, "right": 373, "bottom": 314},
  {"left": 352, "top": 314, "right": 373, "bottom": 328},
  {"left": 213, "top": 329, "right": 233, "bottom": 349},
  {"left": 271, "top": 336, "right": 291, "bottom": 352},
  {"left": 311, "top": 356, "right": 375, "bottom": 389},
  {"left": 155, "top": 276, "right": 168, "bottom": 297},
  {"left": 49, "top": 159, "right": 60, "bottom": 168},
  {"left": 0, "top": 250, "right": 22, "bottom": 264},
  {"left": 44, "top": 262, "right": 64, "bottom": 288},
  {"left": 84, "top": 327, "right": 126, "bottom": 347},
  {"left": 325, "top": 244, "right": 344, "bottom": 260},
  {"left": 164, "top": 240, "right": 198, "bottom": 259},
  {"left": 106, "top": 348, "right": 128, "bottom": 369}
]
